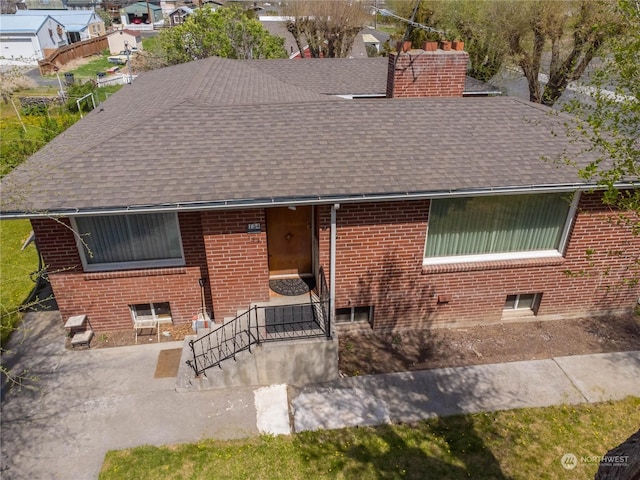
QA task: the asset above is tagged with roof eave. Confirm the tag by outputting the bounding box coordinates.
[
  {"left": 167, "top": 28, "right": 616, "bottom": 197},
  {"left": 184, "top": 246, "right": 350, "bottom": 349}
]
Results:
[{"left": 1, "top": 182, "right": 621, "bottom": 219}]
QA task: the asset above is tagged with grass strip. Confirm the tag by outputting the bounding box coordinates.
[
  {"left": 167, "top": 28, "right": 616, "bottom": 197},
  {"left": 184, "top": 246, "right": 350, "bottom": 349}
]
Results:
[
  {"left": 100, "top": 396, "right": 639, "bottom": 480},
  {"left": 0, "top": 219, "right": 39, "bottom": 346}
]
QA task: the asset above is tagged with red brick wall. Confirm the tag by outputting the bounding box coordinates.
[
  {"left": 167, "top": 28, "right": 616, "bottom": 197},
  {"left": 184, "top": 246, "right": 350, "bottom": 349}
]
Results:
[
  {"left": 31, "top": 217, "right": 83, "bottom": 273},
  {"left": 32, "top": 213, "right": 210, "bottom": 331},
  {"left": 201, "top": 209, "right": 270, "bottom": 320},
  {"left": 32, "top": 194, "right": 639, "bottom": 333},
  {"left": 387, "top": 50, "right": 469, "bottom": 98},
  {"left": 318, "top": 201, "right": 432, "bottom": 329},
  {"left": 319, "top": 194, "right": 640, "bottom": 330}
]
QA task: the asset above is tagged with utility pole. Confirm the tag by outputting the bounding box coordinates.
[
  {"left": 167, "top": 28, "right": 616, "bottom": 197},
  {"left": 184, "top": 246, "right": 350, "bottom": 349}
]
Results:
[
  {"left": 53, "top": 66, "right": 65, "bottom": 97},
  {"left": 374, "top": 0, "right": 377, "bottom": 30},
  {"left": 124, "top": 41, "right": 132, "bottom": 84},
  {"left": 146, "top": 0, "right": 152, "bottom": 28}
]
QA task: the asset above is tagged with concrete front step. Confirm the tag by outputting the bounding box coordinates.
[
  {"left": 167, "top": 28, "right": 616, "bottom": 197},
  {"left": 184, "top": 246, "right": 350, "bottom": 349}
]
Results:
[{"left": 175, "top": 335, "right": 339, "bottom": 393}]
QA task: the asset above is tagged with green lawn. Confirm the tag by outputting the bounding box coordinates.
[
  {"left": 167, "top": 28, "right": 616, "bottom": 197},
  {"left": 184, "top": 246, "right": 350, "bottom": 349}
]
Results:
[
  {"left": 0, "top": 219, "right": 39, "bottom": 346},
  {"left": 100, "top": 396, "right": 639, "bottom": 480},
  {"left": 49, "top": 53, "right": 114, "bottom": 81},
  {"left": 0, "top": 69, "right": 121, "bottom": 347},
  {"left": 142, "top": 36, "right": 163, "bottom": 56}
]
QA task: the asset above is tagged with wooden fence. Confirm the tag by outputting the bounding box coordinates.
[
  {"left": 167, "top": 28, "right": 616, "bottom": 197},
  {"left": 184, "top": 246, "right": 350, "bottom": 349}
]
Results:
[{"left": 38, "top": 37, "right": 109, "bottom": 75}]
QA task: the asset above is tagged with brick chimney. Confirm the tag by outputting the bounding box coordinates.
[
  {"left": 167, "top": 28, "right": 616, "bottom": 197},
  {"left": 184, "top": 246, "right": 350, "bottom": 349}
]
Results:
[{"left": 387, "top": 46, "right": 469, "bottom": 98}]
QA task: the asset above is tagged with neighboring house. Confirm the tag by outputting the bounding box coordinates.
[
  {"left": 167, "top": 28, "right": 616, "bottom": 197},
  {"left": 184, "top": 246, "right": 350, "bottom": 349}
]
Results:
[
  {"left": 362, "top": 33, "right": 380, "bottom": 54},
  {"left": 167, "top": 5, "right": 192, "bottom": 26},
  {"left": 22, "top": 0, "right": 65, "bottom": 9},
  {"left": 102, "top": 0, "right": 128, "bottom": 23},
  {"left": 2, "top": 48, "right": 639, "bottom": 352},
  {"left": 65, "top": 0, "right": 102, "bottom": 10},
  {"left": 107, "top": 28, "right": 143, "bottom": 53},
  {"left": 120, "top": 2, "right": 163, "bottom": 27},
  {"left": 201, "top": 0, "right": 223, "bottom": 9},
  {"left": 15, "top": 9, "right": 106, "bottom": 43},
  {"left": 0, "top": 14, "right": 68, "bottom": 63}
]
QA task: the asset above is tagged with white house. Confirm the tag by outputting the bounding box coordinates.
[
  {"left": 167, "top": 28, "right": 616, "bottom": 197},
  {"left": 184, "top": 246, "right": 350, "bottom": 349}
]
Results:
[
  {"left": 0, "top": 14, "right": 68, "bottom": 64},
  {"left": 107, "top": 29, "right": 143, "bottom": 54},
  {"left": 14, "top": 10, "right": 106, "bottom": 43}
]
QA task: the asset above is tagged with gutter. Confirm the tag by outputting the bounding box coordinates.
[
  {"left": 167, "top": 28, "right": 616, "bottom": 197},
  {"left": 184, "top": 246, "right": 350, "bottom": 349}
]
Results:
[{"left": 1, "top": 182, "right": 635, "bottom": 219}]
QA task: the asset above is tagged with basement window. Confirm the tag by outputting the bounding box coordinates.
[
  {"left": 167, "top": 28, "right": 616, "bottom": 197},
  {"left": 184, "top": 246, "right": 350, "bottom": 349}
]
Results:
[
  {"left": 130, "top": 302, "right": 173, "bottom": 324},
  {"left": 335, "top": 306, "right": 373, "bottom": 324},
  {"left": 504, "top": 293, "right": 541, "bottom": 313}
]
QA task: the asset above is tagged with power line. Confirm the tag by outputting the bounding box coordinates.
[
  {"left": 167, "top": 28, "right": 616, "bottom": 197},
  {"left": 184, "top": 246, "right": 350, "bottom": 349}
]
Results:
[{"left": 372, "top": 5, "right": 444, "bottom": 36}]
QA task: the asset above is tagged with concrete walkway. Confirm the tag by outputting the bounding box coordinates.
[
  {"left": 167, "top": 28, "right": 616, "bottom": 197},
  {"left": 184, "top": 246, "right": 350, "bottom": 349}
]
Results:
[
  {"left": 1, "top": 311, "right": 639, "bottom": 479},
  {"left": 290, "top": 351, "right": 640, "bottom": 432}
]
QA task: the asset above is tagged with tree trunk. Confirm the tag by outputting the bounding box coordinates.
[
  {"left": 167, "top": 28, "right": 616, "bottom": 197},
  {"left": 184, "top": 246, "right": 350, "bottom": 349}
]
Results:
[
  {"left": 519, "top": 25, "right": 545, "bottom": 103},
  {"left": 542, "top": 35, "right": 603, "bottom": 106},
  {"left": 287, "top": 21, "right": 306, "bottom": 58}
]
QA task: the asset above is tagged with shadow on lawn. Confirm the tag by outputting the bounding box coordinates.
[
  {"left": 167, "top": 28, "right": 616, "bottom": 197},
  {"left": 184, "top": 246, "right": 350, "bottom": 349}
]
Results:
[
  {"left": 313, "top": 248, "right": 514, "bottom": 478},
  {"left": 295, "top": 413, "right": 511, "bottom": 479}
]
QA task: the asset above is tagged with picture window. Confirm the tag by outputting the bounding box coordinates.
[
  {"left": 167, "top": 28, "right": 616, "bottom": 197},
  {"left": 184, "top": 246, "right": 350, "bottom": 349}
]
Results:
[{"left": 424, "top": 192, "right": 576, "bottom": 265}]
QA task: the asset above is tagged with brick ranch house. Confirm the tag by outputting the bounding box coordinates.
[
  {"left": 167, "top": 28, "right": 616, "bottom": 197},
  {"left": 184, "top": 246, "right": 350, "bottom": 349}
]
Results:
[{"left": 2, "top": 49, "right": 639, "bottom": 356}]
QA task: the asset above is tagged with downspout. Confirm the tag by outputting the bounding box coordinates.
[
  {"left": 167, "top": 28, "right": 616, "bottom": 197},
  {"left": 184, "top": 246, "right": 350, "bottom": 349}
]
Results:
[{"left": 330, "top": 204, "right": 339, "bottom": 328}]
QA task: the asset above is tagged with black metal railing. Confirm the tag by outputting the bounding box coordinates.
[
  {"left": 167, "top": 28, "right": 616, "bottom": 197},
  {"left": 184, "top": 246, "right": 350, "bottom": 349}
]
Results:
[
  {"left": 186, "top": 307, "right": 259, "bottom": 377},
  {"left": 186, "top": 267, "right": 331, "bottom": 377},
  {"left": 318, "top": 266, "right": 330, "bottom": 338}
]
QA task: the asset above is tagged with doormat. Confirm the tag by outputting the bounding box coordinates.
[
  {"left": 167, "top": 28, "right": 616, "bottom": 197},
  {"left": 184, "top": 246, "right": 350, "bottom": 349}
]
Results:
[
  {"left": 154, "top": 348, "right": 182, "bottom": 378},
  {"left": 269, "top": 277, "right": 316, "bottom": 296}
]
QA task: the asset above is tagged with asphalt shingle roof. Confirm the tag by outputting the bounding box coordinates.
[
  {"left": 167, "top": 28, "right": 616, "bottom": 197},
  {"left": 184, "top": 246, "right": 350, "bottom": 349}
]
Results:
[
  {"left": 245, "top": 58, "right": 501, "bottom": 96},
  {"left": 1, "top": 56, "right": 592, "bottom": 216},
  {"left": 245, "top": 58, "right": 388, "bottom": 95}
]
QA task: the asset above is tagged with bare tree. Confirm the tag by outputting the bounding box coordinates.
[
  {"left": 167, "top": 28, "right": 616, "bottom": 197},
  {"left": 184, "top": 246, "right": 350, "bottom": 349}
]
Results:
[
  {"left": 497, "top": 0, "right": 625, "bottom": 106},
  {"left": 0, "top": 0, "right": 20, "bottom": 14},
  {"left": 388, "top": 0, "right": 627, "bottom": 106},
  {"left": 284, "top": 1, "right": 371, "bottom": 58}
]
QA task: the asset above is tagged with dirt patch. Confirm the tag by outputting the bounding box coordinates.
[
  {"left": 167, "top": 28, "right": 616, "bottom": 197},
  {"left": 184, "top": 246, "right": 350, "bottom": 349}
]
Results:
[
  {"left": 338, "top": 315, "right": 640, "bottom": 376},
  {"left": 53, "top": 55, "right": 102, "bottom": 73},
  {"left": 65, "top": 323, "right": 193, "bottom": 350},
  {"left": 67, "top": 314, "right": 640, "bottom": 373}
]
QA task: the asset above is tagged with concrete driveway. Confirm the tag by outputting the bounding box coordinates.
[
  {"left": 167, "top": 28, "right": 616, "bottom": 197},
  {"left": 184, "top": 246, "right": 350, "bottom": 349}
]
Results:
[{"left": 0, "top": 312, "right": 261, "bottom": 479}]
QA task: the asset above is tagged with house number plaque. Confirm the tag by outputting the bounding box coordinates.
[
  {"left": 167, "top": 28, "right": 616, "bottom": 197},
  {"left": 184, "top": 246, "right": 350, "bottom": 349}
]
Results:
[{"left": 247, "top": 223, "right": 261, "bottom": 234}]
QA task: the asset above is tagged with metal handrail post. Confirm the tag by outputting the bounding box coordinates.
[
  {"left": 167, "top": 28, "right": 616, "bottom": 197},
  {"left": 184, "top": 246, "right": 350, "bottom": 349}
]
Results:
[
  {"left": 248, "top": 308, "right": 253, "bottom": 353},
  {"left": 188, "top": 339, "right": 199, "bottom": 375},
  {"left": 254, "top": 306, "right": 261, "bottom": 345}
]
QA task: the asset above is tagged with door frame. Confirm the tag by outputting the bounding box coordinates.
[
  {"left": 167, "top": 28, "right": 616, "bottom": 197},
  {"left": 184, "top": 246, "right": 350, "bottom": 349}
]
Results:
[{"left": 265, "top": 206, "right": 315, "bottom": 279}]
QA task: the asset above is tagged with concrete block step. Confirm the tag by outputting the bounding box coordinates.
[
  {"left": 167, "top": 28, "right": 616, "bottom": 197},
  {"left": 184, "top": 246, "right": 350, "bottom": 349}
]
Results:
[{"left": 175, "top": 339, "right": 258, "bottom": 392}]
